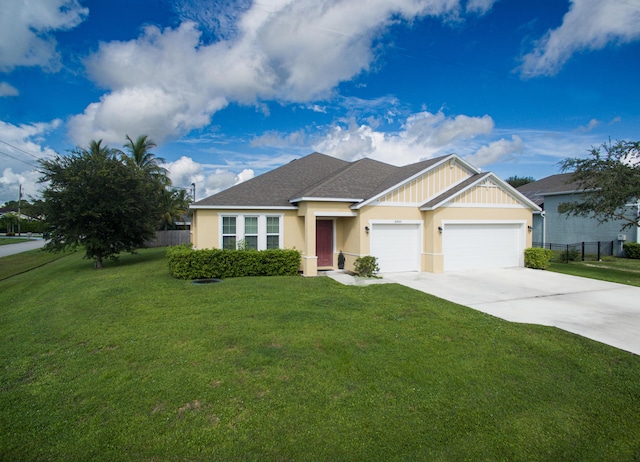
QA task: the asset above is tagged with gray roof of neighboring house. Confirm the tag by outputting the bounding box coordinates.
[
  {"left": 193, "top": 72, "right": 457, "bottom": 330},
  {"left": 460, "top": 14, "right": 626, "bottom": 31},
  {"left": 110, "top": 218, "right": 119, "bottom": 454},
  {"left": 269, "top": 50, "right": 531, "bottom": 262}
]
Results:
[
  {"left": 516, "top": 173, "right": 580, "bottom": 206},
  {"left": 193, "top": 152, "right": 459, "bottom": 208}
]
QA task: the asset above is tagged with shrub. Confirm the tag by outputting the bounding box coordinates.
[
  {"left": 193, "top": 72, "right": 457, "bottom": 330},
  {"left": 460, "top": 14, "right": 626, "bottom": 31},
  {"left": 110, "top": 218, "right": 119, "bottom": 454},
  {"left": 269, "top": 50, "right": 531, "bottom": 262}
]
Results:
[
  {"left": 624, "top": 242, "right": 640, "bottom": 259},
  {"left": 166, "top": 245, "right": 301, "bottom": 279},
  {"left": 524, "top": 247, "right": 553, "bottom": 269},
  {"left": 354, "top": 256, "right": 380, "bottom": 277}
]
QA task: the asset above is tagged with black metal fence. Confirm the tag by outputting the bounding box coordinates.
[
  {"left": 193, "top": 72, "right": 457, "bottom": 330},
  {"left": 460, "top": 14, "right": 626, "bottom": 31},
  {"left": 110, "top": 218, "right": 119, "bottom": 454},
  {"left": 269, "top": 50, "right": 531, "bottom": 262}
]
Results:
[{"left": 532, "top": 241, "right": 614, "bottom": 263}]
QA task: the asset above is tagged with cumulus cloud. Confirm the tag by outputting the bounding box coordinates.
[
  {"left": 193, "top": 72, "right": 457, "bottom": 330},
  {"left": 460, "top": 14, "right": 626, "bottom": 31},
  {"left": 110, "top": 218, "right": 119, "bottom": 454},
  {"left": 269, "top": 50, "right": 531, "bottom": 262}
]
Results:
[
  {"left": 0, "top": 119, "right": 61, "bottom": 203},
  {"left": 576, "top": 118, "right": 601, "bottom": 132},
  {"left": 313, "top": 110, "right": 495, "bottom": 165},
  {"left": 518, "top": 0, "right": 640, "bottom": 78},
  {"left": 0, "top": 82, "right": 19, "bottom": 97},
  {"left": 0, "top": 0, "right": 88, "bottom": 72},
  {"left": 69, "top": 0, "right": 495, "bottom": 145},
  {"left": 463, "top": 135, "right": 524, "bottom": 167},
  {"left": 164, "top": 155, "right": 255, "bottom": 199}
]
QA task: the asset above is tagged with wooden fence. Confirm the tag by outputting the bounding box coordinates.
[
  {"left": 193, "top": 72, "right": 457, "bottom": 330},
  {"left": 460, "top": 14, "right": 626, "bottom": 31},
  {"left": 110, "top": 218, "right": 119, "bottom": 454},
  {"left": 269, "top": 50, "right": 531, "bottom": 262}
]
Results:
[{"left": 145, "top": 230, "right": 191, "bottom": 248}]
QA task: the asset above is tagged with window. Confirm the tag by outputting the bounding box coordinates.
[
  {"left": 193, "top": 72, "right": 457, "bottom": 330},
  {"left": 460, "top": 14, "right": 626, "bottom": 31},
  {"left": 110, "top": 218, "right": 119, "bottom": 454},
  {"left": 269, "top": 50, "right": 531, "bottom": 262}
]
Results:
[
  {"left": 220, "top": 214, "right": 282, "bottom": 250},
  {"left": 244, "top": 216, "right": 258, "bottom": 250},
  {"left": 222, "top": 216, "right": 236, "bottom": 250},
  {"left": 266, "top": 216, "right": 280, "bottom": 249}
]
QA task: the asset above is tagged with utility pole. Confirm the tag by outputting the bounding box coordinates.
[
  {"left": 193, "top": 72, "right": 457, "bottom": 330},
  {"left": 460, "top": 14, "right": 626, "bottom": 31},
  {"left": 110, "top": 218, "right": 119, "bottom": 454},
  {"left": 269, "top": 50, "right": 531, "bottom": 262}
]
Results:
[{"left": 17, "top": 184, "right": 22, "bottom": 237}]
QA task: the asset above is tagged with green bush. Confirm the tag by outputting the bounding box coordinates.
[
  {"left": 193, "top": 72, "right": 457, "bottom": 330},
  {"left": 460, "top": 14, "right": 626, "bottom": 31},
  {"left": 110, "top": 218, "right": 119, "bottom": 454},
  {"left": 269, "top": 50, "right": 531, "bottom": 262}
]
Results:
[
  {"left": 354, "top": 255, "right": 380, "bottom": 277},
  {"left": 624, "top": 242, "right": 640, "bottom": 259},
  {"left": 524, "top": 247, "right": 553, "bottom": 269},
  {"left": 166, "top": 245, "right": 301, "bottom": 279}
]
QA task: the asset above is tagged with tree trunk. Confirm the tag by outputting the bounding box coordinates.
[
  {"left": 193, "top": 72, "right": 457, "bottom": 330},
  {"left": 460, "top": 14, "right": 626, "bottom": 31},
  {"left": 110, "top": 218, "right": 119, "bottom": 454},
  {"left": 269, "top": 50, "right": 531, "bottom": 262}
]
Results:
[{"left": 95, "top": 255, "right": 103, "bottom": 269}]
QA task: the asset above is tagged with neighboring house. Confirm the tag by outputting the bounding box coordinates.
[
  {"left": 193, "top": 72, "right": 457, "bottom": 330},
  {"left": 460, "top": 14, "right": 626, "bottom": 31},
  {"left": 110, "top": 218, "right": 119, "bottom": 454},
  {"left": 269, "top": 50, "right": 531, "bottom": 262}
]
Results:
[
  {"left": 190, "top": 152, "right": 539, "bottom": 276},
  {"left": 517, "top": 173, "right": 639, "bottom": 254}
]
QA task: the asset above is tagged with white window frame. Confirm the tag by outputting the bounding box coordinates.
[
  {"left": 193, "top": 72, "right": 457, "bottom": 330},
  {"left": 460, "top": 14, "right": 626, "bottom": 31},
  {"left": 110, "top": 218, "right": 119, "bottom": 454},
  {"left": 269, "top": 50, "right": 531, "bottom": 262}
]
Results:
[
  {"left": 219, "top": 213, "right": 284, "bottom": 250},
  {"left": 221, "top": 215, "right": 237, "bottom": 250}
]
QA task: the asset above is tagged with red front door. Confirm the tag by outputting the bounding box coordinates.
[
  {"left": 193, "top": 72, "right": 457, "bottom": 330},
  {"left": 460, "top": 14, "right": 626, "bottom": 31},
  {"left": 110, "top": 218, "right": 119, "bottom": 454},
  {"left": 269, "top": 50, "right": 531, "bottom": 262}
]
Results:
[{"left": 316, "top": 220, "right": 334, "bottom": 267}]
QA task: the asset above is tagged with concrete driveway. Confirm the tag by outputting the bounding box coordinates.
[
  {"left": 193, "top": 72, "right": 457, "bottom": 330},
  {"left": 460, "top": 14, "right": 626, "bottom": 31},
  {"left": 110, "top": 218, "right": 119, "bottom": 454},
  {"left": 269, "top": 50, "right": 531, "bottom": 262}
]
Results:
[{"left": 381, "top": 268, "right": 640, "bottom": 356}]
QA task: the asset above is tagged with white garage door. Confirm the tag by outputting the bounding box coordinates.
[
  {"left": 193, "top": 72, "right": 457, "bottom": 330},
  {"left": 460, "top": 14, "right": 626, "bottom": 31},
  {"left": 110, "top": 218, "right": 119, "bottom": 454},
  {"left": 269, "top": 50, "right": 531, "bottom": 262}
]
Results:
[
  {"left": 370, "top": 223, "right": 420, "bottom": 273},
  {"left": 443, "top": 223, "right": 523, "bottom": 272}
]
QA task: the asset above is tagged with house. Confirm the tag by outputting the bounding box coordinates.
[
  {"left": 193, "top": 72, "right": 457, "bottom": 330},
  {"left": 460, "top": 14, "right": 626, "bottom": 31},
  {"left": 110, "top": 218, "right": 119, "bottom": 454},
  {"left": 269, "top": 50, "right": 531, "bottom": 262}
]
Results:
[
  {"left": 517, "top": 173, "right": 639, "bottom": 254},
  {"left": 190, "top": 152, "right": 539, "bottom": 276}
]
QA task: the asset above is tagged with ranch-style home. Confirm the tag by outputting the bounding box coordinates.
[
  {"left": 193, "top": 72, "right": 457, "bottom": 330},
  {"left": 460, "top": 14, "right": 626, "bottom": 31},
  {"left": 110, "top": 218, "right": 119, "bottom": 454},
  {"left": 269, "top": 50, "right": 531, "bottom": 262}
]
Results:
[{"left": 190, "top": 152, "right": 539, "bottom": 276}]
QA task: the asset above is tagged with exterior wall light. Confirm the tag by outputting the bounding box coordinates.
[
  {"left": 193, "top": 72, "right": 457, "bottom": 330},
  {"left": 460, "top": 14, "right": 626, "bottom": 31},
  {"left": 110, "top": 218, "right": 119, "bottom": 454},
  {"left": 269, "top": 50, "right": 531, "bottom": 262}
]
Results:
[
  {"left": 528, "top": 225, "right": 533, "bottom": 232},
  {"left": 438, "top": 226, "right": 443, "bottom": 234},
  {"left": 365, "top": 226, "right": 370, "bottom": 234}
]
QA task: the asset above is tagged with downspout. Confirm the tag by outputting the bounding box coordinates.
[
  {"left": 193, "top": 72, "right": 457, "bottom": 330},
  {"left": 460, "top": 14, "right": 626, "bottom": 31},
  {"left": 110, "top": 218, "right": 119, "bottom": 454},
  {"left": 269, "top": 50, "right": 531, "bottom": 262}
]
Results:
[{"left": 541, "top": 210, "right": 546, "bottom": 247}]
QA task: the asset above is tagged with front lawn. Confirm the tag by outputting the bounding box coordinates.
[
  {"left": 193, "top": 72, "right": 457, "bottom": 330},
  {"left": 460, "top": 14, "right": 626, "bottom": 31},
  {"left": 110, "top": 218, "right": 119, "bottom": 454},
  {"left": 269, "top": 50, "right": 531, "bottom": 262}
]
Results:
[
  {"left": 0, "top": 237, "right": 29, "bottom": 245},
  {"left": 1, "top": 248, "right": 639, "bottom": 461},
  {"left": 548, "top": 257, "right": 640, "bottom": 287}
]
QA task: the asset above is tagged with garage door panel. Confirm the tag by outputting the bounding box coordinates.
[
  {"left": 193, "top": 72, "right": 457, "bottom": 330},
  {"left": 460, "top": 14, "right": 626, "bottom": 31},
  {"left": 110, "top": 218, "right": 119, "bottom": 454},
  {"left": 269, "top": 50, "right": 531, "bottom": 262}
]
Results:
[
  {"left": 371, "top": 224, "right": 420, "bottom": 273},
  {"left": 444, "top": 223, "right": 522, "bottom": 272}
]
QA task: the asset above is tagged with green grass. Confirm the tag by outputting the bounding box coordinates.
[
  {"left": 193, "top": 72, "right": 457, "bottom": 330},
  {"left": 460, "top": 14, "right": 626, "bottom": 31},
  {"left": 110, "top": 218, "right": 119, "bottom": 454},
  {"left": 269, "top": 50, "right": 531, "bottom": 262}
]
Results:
[
  {"left": 1, "top": 248, "right": 640, "bottom": 461},
  {"left": 0, "top": 237, "right": 29, "bottom": 245},
  {"left": 548, "top": 257, "right": 640, "bottom": 287},
  {"left": 0, "top": 248, "right": 74, "bottom": 281}
]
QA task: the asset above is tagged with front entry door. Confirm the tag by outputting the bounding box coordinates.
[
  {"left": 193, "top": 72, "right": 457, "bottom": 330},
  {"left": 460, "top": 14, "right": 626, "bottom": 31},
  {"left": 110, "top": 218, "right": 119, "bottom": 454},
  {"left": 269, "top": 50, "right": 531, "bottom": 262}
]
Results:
[{"left": 316, "top": 220, "right": 334, "bottom": 267}]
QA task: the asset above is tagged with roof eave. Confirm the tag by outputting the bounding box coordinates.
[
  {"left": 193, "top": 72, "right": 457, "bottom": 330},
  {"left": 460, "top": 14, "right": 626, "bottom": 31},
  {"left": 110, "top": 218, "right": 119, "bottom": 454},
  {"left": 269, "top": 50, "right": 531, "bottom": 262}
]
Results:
[
  {"left": 289, "top": 197, "right": 363, "bottom": 204},
  {"left": 190, "top": 205, "right": 298, "bottom": 210}
]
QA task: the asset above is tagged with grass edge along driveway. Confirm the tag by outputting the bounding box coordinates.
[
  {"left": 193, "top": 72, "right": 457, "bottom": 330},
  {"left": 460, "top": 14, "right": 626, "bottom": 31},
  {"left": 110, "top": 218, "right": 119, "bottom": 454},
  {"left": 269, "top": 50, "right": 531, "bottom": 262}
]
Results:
[{"left": 1, "top": 248, "right": 639, "bottom": 461}]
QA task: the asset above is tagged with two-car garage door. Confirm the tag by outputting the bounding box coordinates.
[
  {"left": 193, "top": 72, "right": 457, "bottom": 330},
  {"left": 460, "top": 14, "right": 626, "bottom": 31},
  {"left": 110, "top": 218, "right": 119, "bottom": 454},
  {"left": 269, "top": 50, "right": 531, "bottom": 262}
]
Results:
[
  {"left": 370, "top": 222, "right": 524, "bottom": 273},
  {"left": 443, "top": 223, "right": 524, "bottom": 272}
]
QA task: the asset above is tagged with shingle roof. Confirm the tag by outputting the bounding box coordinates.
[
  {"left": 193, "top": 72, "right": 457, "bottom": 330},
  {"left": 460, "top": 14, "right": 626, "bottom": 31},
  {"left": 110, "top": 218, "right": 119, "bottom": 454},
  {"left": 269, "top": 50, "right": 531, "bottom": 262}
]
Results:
[
  {"left": 193, "top": 153, "right": 349, "bottom": 207},
  {"left": 516, "top": 173, "right": 580, "bottom": 206},
  {"left": 192, "top": 152, "right": 480, "bottom": 209}
]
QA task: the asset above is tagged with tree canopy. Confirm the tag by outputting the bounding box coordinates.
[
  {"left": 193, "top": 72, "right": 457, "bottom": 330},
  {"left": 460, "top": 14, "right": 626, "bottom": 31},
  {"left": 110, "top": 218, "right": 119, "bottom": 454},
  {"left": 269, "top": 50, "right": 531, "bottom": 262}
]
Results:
[
  {"left": 558, "top": 140, "right": 640, "bottom": 229},
  {"left": 39, "top": 139, "right": 163, "bottom": 268},
  {"left": 505, "top": 176, "right": 535, "bottom": 188}
]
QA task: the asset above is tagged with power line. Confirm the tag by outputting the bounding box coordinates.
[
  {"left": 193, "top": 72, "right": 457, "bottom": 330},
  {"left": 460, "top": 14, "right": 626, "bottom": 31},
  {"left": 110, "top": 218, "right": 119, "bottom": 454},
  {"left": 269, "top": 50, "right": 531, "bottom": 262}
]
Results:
[
  {"left": 0, "top": 149, "right": 39, "bottom": 168},
  {"left": 0, "top": 138, "right": 41, "bottom": 160}
]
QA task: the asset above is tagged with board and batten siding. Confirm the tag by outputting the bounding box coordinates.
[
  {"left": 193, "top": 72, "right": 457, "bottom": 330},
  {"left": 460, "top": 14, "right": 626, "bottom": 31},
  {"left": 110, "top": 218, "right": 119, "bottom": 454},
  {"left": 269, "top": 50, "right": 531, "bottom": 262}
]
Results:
[{"left": 448, "top": 179, "right": 522, "bottom": 207}]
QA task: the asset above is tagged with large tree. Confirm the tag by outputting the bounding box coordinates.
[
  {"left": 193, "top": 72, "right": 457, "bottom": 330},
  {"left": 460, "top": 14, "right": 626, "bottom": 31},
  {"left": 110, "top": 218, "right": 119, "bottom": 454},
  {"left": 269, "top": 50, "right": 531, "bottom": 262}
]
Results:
[
  {"left": 506, "top": 175, "right": 535, "bottom": 188},
  {"left": 159, "top": 188, "right": 192, "bottom": 231},
  {"left": 558, "top": 140, "right": 640, "bottom": 229},
  {"left": 39, "top": 140, "right": 162, "bottom": 268}
]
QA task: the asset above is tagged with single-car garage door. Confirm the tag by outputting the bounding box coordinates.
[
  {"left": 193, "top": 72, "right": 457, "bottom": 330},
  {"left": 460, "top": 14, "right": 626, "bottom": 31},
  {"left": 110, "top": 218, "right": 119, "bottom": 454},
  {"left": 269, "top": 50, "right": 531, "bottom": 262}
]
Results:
[
  {"left": 443, "top": 223, "right": 523, "bottom": 272},
  {"left": 370, "top": 223, "right": 420, "bottom": 273}
]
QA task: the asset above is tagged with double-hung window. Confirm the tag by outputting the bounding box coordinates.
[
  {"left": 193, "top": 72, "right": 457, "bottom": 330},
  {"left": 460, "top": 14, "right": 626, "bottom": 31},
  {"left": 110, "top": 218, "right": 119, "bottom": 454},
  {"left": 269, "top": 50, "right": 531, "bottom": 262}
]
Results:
[
  {"left": 244, "top": 216, "right": 258, "bottom": 250},
  {"left": 266, "top": 216, "right": 280, "bottom": 249},
  {"left": 222, "top": 216, "right": 236, "bottom": 250},
  {"left": 220, "top": 214, "right": 282, "bottom": 250}
]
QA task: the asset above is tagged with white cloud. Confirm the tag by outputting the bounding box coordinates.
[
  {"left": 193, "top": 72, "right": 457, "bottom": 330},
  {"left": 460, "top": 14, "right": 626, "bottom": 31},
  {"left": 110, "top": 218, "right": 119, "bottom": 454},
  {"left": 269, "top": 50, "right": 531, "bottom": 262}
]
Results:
[
  {"left": 313, "top": 110, "right": 495, "bottom": 165},
  {"left": 576, "top": 118, "right": 601, "bottom": 132},
  {"left": 463, "top": 135, "right": 524, "bottom": 167},
  {"left": 164, "top": 155, "right": 255, "bottom": 199},
  {"left": 0, "top": 0, "right": 88, "bottom": 72},
  {"left": 0, "top": 82, "right": 19, "bottom": 97},
  {"left": 0, "top": 119, "right": 62, "bottom": 204},
  {"left": 465, "top": 0, "right": 497, "bottom": 14},
  {"left": 518, "top": 0, "right": 640, "bottom": 78},
  {"left": 69, "top": 0, "right": 495, "bottom": 145}
]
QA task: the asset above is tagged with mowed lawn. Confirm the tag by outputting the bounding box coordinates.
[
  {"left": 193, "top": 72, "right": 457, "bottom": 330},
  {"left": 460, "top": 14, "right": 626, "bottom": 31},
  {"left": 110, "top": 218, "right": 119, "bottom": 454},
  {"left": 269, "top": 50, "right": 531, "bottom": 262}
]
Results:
[{"left": 1, "top": 249, "right": 640, "bottom": 461}]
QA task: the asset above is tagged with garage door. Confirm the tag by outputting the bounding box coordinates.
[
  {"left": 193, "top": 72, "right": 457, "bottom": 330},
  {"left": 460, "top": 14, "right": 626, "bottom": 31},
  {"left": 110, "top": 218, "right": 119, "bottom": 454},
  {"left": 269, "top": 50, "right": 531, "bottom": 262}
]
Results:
[
  {"left": 370, "top": 223, "right": 420, "bottom": 273},
  {"left": 443, "top": 223, "right": 523, "bottom": 272}
]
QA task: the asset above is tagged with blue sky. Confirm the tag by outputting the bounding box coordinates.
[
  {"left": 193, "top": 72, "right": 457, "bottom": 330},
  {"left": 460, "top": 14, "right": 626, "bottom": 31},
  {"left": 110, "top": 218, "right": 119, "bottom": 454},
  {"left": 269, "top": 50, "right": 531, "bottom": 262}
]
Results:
[{"left": 1, "top": 0, "right": 639, "bottom": 204}]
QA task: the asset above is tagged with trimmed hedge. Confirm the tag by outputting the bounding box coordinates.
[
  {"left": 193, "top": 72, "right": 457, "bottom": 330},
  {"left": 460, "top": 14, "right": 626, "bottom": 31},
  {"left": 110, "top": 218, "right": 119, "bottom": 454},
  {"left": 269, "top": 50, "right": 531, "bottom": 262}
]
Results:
[
  {"left": 524, "top": 247, "right": 553, "bottom": 269},
  {"left": 167, "top": 245, "right": 301, "bottom": 279},
  {"left": 624, "top": 242, "right": 640, "bottom": 259}
]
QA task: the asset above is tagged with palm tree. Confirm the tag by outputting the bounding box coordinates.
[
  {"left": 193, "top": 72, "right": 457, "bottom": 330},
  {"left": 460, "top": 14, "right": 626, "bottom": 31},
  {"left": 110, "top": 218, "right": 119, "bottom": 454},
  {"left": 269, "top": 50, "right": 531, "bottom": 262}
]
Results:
[
  {"left": 85, "top": 139, "right": 117, "bottom": 158},
  {"left": 159, "top": 188, "right": 192, "bottom": 230},
  {"left": 120, "top": 134, "right": 170, "bottom": 186}
]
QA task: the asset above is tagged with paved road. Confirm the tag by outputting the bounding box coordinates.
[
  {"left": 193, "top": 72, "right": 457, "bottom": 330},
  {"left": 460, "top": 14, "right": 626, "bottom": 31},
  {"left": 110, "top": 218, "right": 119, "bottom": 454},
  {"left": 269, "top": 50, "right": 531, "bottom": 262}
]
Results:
[
  {"left": 0, "top": 239, "right": 47, "bottom": 258},
  {"left": 328, "top": 268, "right": 640, "bottom": 356}
]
